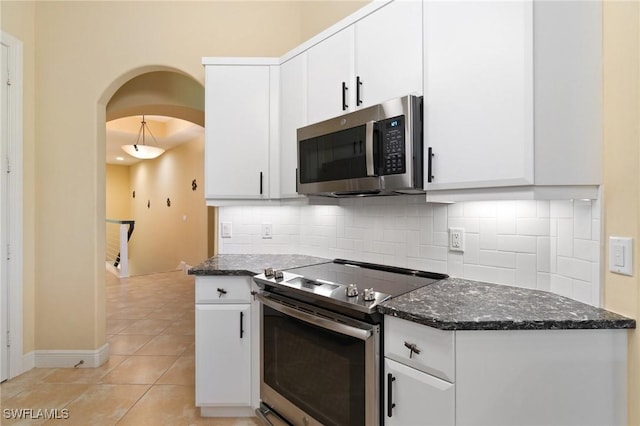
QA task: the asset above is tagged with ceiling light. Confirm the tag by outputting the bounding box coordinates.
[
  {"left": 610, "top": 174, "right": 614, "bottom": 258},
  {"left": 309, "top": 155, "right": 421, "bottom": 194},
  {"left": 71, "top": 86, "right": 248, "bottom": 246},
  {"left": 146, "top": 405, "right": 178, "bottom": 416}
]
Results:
[
  {"left": 115, "top": 156, "right": 124, "bottom": 161},
  {"left": 121, "top": 116, "right": 165, "bottom": 160}
]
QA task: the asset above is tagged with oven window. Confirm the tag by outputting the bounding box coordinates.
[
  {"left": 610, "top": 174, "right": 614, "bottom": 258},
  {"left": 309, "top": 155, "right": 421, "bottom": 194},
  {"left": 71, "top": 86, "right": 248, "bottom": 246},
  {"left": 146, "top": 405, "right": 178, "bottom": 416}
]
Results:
[{"left": 263, "top": 305, "right": 365, "bottom": 426}]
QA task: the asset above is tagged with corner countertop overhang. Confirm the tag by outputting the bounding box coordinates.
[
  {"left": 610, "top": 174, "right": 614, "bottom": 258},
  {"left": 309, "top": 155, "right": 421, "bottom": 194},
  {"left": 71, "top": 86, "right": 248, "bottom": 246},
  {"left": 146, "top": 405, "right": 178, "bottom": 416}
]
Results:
[{"left": 378, "top": 277, "right": 636, "bottom": 331}]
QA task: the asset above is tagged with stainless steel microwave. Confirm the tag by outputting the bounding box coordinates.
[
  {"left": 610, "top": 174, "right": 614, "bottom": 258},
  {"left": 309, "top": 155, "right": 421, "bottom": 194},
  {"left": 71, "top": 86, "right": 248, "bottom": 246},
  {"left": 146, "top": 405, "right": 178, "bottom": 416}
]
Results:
[{"left": 297, "top": 95, "right": 424, "bottom": 197}]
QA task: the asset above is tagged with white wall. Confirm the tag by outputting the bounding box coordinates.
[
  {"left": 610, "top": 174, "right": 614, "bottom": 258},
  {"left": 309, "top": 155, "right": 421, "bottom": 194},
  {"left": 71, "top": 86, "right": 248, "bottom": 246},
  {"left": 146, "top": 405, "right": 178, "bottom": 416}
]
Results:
[{"left": 219, "top": 196, "right": 601, "bottom": 307}]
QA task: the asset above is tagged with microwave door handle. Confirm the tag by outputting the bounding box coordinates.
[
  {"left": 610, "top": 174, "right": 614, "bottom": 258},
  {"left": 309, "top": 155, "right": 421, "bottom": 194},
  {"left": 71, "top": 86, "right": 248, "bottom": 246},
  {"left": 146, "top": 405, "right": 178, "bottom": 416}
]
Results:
[{"left": 365, "top": 120, "right": 376, "bottom": 177}]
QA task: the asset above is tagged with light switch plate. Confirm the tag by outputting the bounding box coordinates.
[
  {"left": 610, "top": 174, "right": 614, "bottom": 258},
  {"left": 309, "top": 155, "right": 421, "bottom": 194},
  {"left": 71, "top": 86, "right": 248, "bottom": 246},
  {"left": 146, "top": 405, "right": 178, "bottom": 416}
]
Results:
[
  {"left": 262, "top": 223, "right": 273, "bottom": 239},
  {"left": 221, "top": 222, "right": 232, "bottom": 239},
  {"left": 609, "top": 236, "right": 632, "bottom": 276}
]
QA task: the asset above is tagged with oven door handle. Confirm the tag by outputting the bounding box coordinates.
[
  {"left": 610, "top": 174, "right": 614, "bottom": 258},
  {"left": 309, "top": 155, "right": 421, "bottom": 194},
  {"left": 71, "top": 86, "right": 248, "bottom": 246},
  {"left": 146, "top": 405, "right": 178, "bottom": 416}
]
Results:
[{"left": 257, "top": 293, "right": 373, "bottom": 341}]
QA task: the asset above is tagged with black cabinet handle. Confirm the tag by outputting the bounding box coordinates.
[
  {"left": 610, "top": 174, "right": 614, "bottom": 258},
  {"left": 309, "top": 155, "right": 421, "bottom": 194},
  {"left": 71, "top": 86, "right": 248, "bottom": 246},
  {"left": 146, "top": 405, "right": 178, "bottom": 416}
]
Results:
[
  {"left": 356, "top": 76, "right": 363, "bottom": 106},
  {"left": 295, "top": 168, "right": 298, "bottom": 193},
  {"left": 427, "top": 147, "right": 434, "bottom": 183},
  {"left": 342, "top": 82, "right": 348, "bottom": 110},
  {"left": 404, "top": 341, "right": 422, "bottom": 358},
  {"left": 259, "top": 172, "right": 263, "bottom": 195},
  {"left": 387, "top": 373, "right": 396, "bottom": 417},
  {"left": 240, "top": 312, "right": 244, "bottom": 338},
  {"left": 217, "top": 288, "right": 227, "bottom": 298}
]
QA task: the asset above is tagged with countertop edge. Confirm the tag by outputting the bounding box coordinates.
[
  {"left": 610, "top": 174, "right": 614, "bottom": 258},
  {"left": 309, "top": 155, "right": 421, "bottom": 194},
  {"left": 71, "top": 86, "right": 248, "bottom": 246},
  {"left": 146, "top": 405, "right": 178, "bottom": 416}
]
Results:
[{"left": 378, "top": 306, "right": 637, "bottom": 331}]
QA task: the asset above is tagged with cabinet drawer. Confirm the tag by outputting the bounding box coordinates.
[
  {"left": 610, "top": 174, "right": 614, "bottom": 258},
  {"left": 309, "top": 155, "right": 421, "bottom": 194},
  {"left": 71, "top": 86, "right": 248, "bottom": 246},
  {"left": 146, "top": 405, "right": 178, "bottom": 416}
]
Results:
[
  {"left": 195, "top": 276, "right": 252, "bottom": 304},
  {"left": 384, "top": 316, "right": 455, "bottom": 382}
]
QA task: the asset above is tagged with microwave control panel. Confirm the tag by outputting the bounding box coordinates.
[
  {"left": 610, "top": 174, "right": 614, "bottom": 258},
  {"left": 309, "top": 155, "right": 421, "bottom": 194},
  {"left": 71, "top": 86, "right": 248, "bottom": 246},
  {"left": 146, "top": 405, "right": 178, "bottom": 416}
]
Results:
[{"left": 379, "top": 115, "right": 406, "bottom": 175}]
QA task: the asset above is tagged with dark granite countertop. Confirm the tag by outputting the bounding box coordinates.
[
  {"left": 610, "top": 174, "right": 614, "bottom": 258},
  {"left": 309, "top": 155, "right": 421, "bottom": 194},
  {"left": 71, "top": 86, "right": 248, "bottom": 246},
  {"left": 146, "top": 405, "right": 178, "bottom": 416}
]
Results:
[
  {"left": 188, "top": 254, "right": 330, "bottom": 276},
  {"left": 378, "top": 277, "right": 636, "bottom": 331}
]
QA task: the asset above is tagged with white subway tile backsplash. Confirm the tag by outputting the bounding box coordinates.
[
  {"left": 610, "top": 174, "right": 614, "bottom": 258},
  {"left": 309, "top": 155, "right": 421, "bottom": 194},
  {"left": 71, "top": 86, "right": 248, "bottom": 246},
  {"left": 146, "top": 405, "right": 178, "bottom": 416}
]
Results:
[
  {"left": 497, "top": 235, "right": 537, "bottom": 253},
  {"left": 573, "top": 200, "right": 592, "bottom": 240},
  {"left": 219, "top": 195, "right": 602, "bottom": 307},
  {"left": 516, "top": 253, "right": 537, "bottom": 289},
  {"left": 496, "top": 216, "right": 517, "bottom": 235},
  {"left": 550, "top": 200, "right": 574, "bottom": 218},
  {"left": 478, "top": 250, "right": 516, "bottom": 269},
  {"left": 516, "top": 200, "right": 538, "bottom": 218},
  {"left": 557, "top": 219, "right": 574, "bottom": 257},
  {"left": 537, "top": 237, "right": 551, "bottom": 272},
  {"left": 479, "top": 219, "right": 498, "bottom": 250},
  {"left": 517, "top": 218, "right": 550, "bottom": 236},
  {"left": 434, "top": 205, "right": 448, "bottom": 231},
  {"left": 464, "top": 264, "right": 516, "bottom": 286}
]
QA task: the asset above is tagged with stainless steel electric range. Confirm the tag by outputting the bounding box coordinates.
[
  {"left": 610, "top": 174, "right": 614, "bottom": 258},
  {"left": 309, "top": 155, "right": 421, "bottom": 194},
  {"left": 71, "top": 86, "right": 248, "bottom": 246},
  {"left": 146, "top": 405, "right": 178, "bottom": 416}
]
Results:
[{"left": 253, "top": 259, "right": 448, "bottom": 426}]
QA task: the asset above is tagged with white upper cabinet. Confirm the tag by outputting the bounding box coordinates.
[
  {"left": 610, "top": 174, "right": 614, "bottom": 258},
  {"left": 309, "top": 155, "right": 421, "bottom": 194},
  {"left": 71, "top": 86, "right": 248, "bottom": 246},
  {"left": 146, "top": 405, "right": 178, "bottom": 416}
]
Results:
[
  {"left": 307, "top": 0, "right": 423, "bottom": 125},
  {"left": 279, "top": 53, "right": 307, "bottom": 198},
  {"left": 354, "top": 0, "right": 423, "bottom": 109},
  {"left": 204, "top": 62, "right": 275, "bottom": 201},
  {"left": 307, "top": 28, "right": 355, "bottom": 124},
  {"left": 424, "top": 0, "right": 601, "bottom": 201}
]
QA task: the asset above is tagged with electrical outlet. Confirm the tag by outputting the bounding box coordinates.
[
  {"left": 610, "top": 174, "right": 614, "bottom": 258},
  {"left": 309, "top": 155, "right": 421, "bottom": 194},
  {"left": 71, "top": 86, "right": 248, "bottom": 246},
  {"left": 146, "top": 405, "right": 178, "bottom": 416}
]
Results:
[
  {"left": 221, "top": 222, "right": 232, "bottom": 238},
  {"left": 449, "top": 227, "right": 465, "bottom": 252},
  {"left": 262, "top": 223, "right": 273, "bottom": 239},
  {"left": 609, "top": 236, "right": 632, "bottom": 276}
]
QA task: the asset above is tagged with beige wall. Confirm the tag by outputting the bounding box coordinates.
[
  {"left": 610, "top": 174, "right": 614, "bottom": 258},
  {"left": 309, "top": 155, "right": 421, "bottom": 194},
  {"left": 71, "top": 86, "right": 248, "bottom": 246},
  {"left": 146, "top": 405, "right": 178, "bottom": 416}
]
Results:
[
  {"left": 105, "top": 164, "right": 130, "bottom": 221},
  {"left": 128, "top": 136, "right": 207, "bottom": 276},
  {"left": 1, "top": 1, "right": 364, "bottom": 356},
  {"left": 603, "top": 1, "right": 640, "bottom": 424}
]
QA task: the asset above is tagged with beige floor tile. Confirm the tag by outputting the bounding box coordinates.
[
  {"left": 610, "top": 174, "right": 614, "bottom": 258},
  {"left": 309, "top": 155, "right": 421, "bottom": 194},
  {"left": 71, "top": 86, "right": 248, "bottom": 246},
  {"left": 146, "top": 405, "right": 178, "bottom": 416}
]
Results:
[
  {"left": 156, "top": 356, "right": 195, "bottom": 386},
  {"left": 1, "top": 384, "right": 90, "bottom": 425},
  {"left": 115, "top": 384, "right": 199, "bottom": 426},
  {"left": 107, "top": 334, "right": 154, "bottom": 355},
  {"left": 107, "top": 307, "right": 153, "bottom": 320},
  {"left": 182, "top": 342, "right": 195, "bottom": 357},
  {"left": 106, "top": 319, "right": 136, "bottom": 335},
  {"left": 135, "top": 334, "right": 194, "bottom": 356},
  {"left": 100, "top": 356, "right": 177, "bottom": 385},
  {"left": 119, "top": 318, "right": 171, "bottom": 335},
  {"left": 41, "top": 356, "right": 127, "bottom": 384},
  {"left": 145, "top": 306, "right": 187, "bottom": 320},
  {"left": 162, "top": 316, "right": 195, "bottom": 336},
  {"left": 0, "top": 368, "right": 57, "bottom": 400},
  {"left": 40, "top": 384, "right": 149, "bottom": 426}
]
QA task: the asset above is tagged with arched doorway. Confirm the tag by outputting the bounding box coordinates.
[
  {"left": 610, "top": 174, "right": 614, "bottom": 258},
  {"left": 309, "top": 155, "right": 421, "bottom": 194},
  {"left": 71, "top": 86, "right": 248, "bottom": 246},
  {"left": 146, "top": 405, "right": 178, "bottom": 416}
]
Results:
[{"left": 102, "top": 70, "right": 214, "bottom": 277}]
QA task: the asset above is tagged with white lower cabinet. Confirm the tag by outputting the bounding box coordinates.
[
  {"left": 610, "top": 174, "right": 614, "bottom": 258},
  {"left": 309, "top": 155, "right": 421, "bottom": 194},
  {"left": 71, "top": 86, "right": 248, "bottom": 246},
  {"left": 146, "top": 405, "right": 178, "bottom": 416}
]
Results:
[
  {"left": 385, "top": 358, "right": 454, "bottom": 426},
  {"left": 385, "top": 316, "right": 628, "bottom": 426},
  {"left": 195, "top": 304, "right": 251, "bottom": 407},
  {"left": 195, "top": 276, "right": 257, "bottom": 417}
]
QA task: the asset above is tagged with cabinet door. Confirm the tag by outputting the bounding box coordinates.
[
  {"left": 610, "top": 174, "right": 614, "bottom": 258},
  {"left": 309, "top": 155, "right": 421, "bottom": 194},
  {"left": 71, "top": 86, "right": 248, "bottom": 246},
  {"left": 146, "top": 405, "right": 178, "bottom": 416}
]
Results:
[
  {"left": 205, "top": 65, "right": 270, "bottom": 199},
  {"left": 195, "top": 304, "right": 251, "bottom": 407},
  {"left": 385, "top": 358, "right": 455, "bottom": 426},
  {"left": 424, "top": 1, "right": 534, "bottom": 190},
  {"left": 279, "top": 53, "right": 306, "bottom": 198},
  {"left": 307, "top": 27, "right": 355, "bottom": 124},
  {"left": 355, "top": 0, "right": 423, "bottom": 108}
]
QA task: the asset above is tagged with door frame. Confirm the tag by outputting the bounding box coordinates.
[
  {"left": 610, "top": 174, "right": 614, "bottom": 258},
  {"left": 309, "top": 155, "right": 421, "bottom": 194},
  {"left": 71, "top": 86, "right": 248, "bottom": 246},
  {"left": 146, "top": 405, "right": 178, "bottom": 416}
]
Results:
[{"left": 1, "top": 31, "right": 24, "bottom": 380}]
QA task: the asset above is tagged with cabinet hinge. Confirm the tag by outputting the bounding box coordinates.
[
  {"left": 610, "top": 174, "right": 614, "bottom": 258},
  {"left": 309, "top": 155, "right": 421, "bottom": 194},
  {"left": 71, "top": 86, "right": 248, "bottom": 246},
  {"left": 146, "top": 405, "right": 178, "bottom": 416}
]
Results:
[
  {"left": 6, "top": 243, "right": 10, "bottom": 260},
  {"left": 6, "top": 330, "right": 10, "bottom": 348}
]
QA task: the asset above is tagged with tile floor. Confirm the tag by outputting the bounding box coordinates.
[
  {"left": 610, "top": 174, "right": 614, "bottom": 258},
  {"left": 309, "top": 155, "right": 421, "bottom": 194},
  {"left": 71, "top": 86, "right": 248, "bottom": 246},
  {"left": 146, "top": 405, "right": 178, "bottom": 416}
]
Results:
[{"left": 0, "top": 270, "right": 259, "bottom": 426}]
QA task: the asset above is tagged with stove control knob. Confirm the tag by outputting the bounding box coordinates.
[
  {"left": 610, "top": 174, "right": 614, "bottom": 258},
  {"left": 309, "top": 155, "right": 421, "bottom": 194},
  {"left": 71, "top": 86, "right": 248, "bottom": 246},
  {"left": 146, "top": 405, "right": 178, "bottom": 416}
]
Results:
[
  {"left": 346, "top": 283, "right": 359, "bottom": 297},
  {"left": 274, "top": 270, "right": 284, "bottom": 281},
  {"left": 264, "top": 267, "right": 274, "bottom": 278},
  {"left": 363, "top": 288, "right": 376, "bottom": 302}
]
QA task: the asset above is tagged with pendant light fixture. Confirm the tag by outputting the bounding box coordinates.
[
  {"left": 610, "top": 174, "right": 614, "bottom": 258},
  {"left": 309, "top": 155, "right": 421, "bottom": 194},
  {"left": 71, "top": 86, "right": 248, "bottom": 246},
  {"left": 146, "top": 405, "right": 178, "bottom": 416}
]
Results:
[{"left": 121, "top": 116, "right": 165, "bottom": 160}]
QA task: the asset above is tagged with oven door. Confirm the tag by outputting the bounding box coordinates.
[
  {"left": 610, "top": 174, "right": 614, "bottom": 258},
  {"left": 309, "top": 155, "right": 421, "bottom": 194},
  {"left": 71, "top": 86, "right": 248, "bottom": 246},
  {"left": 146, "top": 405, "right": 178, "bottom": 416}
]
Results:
[{"left": 256, "top": 292, "right": 380, "bottom": 426}]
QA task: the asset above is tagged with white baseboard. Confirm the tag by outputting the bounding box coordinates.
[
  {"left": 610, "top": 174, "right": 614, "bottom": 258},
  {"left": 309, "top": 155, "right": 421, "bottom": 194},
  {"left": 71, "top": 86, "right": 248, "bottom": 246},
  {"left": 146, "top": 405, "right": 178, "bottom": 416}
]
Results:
[{"left": 28, "top": 343, "right": 110, "bottom": 369}]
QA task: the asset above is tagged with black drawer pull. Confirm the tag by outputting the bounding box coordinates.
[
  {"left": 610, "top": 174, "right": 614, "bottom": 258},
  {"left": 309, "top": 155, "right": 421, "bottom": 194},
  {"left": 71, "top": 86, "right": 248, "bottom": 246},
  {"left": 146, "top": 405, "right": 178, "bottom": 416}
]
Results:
[
  {"left": 217, "top": 288, "right": 227, "bottom": 298},
  {"left": 387, "top": 373, "right": 396, "bottom": 417},
  {"left": 240, "top": 312, "right": 245, "bottom": 338},
  {"left": 404, "top": 341, "right": 421, "bottom": 358}
]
